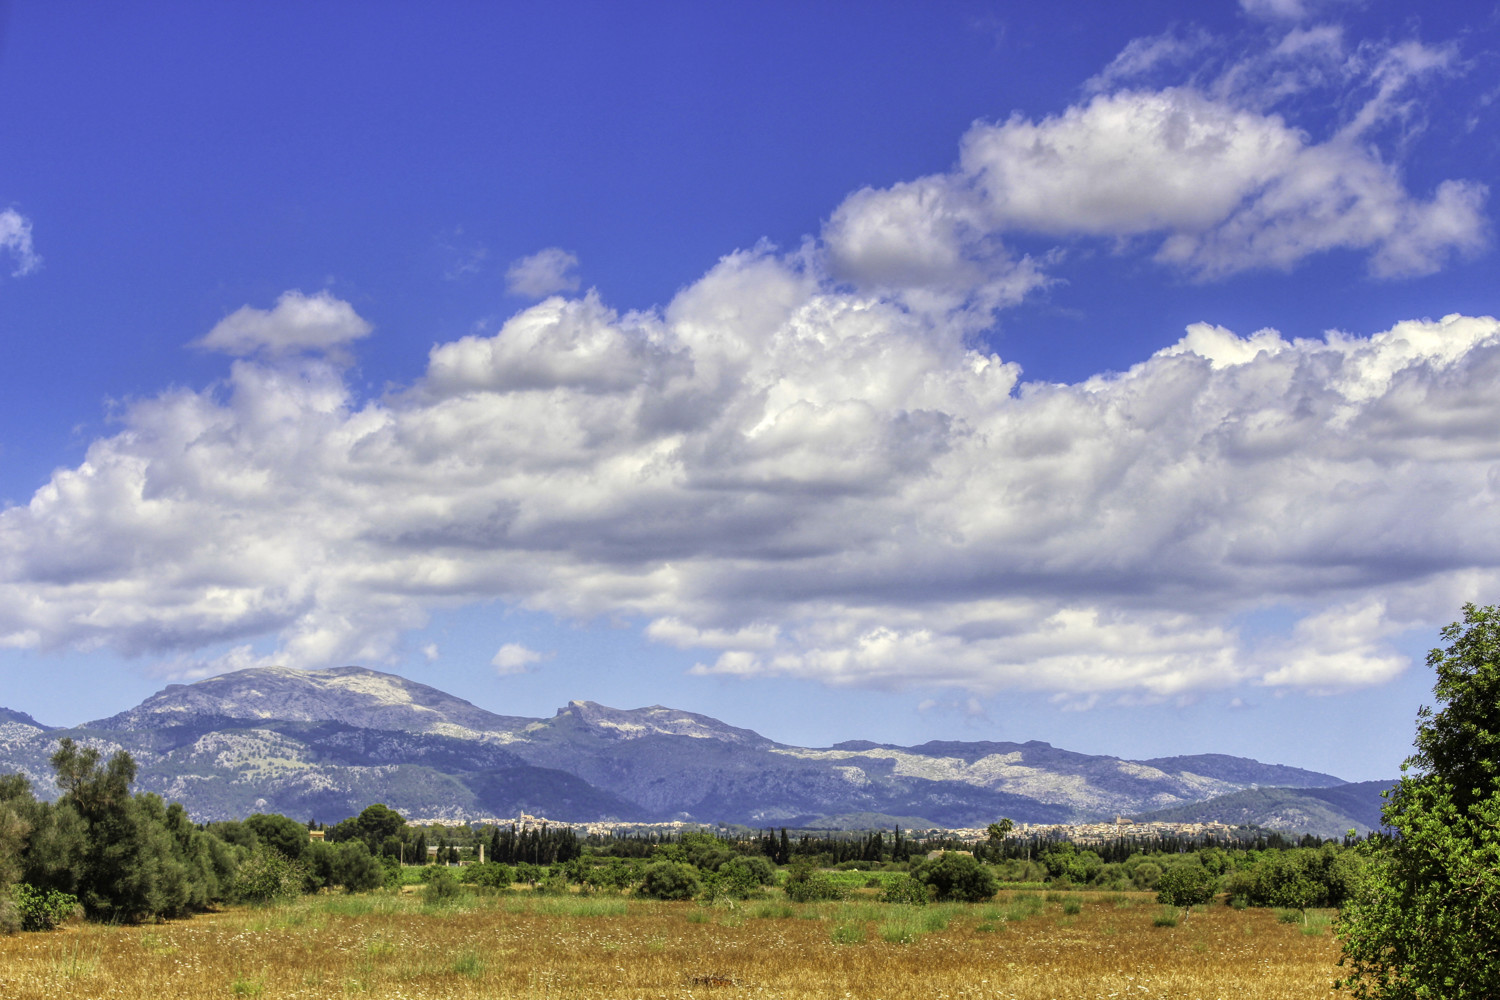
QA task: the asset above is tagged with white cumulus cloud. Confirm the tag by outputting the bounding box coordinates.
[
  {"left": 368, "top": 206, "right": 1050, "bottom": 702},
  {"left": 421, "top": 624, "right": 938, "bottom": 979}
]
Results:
[
  {"left": 193, "top": 290, "right": 373, "bottom": 358},
  {"left": 825, "top": 32, "right": 1485, "bottom": 295},
  {"left": 492, "top": 643, "right": 548, "bottom": 674},
  {"left": 3, "top": 270, "right": 1499, "bottom": 697},
  {"left": 506, "top": 248, "right": 581, "bottom": 298}
]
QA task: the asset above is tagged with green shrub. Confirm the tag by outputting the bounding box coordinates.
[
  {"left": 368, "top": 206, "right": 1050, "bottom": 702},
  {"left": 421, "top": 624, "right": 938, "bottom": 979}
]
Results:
[
  {"left": 911, "top": 853, "right": 997, "bottom": 903},
  {"left": 640, "top": 861, "right": 701, "bottom": 901},
  {"left": 234, "top": 850, "right": 307, "bottom": 905},
  {"left": 459, "top": 862, "right": 514, "bottom": 888},
  {"left": 422, "top": 868, "right": 465, "bottom": 905},
  {"left": 1062, "top": 898, "right": 1082, "bottom": 915},
  {"left": 10, "top": 883, "right": 79, "bottom": 931},
  {"left": 1153, "top": 906, "right": 1180, "bottom": 927},
  {"left": 536, "top": 869, "right": 569, "bottom": 896},
  {"left": 782, "top": 865, "right": 846, "bottom": 903},
  {"left": 725, "top": 855, "right": 776, "bottom": 885},
  {"left": 701, "top": 856, "right": 766, "bottom": 902},
  {"left": 1131, "top": 862, "right": 1162, "bottom": 890},
  {"left": 1156, "top": 862, "right": 1217, "bottom": 907},
  {"left": 879, "top": 874, "right": 930, "bottom": 906}
]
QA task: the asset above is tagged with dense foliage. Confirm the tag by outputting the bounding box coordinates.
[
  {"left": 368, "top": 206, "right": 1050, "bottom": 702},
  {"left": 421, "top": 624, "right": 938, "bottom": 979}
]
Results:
[
  {"left": 913, "top": 851, "right": 998, "bottom": 902},
  {"left": 1337, "top": 603, "right": 1500, "bottom": 999},
  {"left": 6, "top": 740, "right": 238, "bottom": 923},
  {"left": 1156, "top": 861, "right": 1217, "bottom": 908},
  {"left": 638, "top": 860, "right": 701, "bottom": 900}
]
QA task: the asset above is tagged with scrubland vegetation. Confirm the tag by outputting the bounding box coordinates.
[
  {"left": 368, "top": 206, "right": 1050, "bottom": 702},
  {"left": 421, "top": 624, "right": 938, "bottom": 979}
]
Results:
[{"left": 0, "top": 885, "right": 1341, "bottom": 999}]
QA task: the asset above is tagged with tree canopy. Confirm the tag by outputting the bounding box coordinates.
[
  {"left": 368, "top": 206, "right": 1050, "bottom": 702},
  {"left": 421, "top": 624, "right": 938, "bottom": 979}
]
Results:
[{"left": 1336, "top": 603, "right": 1500, "bottom": 999}]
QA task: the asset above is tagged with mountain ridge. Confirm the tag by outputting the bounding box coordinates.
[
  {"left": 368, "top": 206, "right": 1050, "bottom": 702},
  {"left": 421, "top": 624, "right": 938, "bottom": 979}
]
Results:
[
  {"left": 0, "top": 665, "right": 1354, "bottom": 831},
  {"left": 1133, "top": 779, "right": 1394, "bottom": 839}
]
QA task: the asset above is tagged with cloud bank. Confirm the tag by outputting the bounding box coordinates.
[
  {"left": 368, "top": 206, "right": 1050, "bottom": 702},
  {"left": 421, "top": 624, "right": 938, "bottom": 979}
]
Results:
[
  {"left": 1, "top": 23, "right": 1493, "bottom": 699},
  {"left": 4, "top": 262, "right": 1497, "bottom": 695}
]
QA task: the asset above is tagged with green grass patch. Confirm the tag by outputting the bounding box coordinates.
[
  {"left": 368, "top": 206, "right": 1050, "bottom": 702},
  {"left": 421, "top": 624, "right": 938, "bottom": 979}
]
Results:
[
  {"left": 1002, "top": 895, "right": 1044, "bottom": 922},
  {"left": 821, "top": 870, "right": 907, "bottom": 889},
  {"left": 504, "top": 895, "right": 631, "bottom": 918},
  {"left": 450, "top": 952, "right": 486, "bottom": 978},
  {"left": 320, "top": 896, "right": 376, "bottom": 918},
  {"left": 1302, "top": 912, "right": 1333, "bottom": 936},
  {"left": 230, "top": 975, "right": 264, "bottom": 996},
  {"left": 831, "top": 923, "right": 866, "bottom": 945}
]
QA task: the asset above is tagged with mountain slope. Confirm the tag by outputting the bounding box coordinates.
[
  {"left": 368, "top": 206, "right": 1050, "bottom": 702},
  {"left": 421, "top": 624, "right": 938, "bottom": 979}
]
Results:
[
  {"left": 0, "top": 666, "right": 1351, "bottom": 827},
  {"left": 1133, "top": 780, "right": 1394, "bottom": 838},
  {"left": 1139, "top": 753, "right": 1340, "bottom": 788}
]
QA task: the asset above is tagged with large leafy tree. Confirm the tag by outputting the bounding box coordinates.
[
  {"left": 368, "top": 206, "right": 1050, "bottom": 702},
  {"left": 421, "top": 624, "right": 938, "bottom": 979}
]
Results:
[{"left": 1336, "top": 603, "right": 1500, "bottom": 999}]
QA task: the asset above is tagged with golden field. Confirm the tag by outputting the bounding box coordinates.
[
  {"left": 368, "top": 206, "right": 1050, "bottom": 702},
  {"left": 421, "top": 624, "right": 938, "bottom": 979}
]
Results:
[{"left": 0, "top": 889, "right": 1342, "bottom": 1000}]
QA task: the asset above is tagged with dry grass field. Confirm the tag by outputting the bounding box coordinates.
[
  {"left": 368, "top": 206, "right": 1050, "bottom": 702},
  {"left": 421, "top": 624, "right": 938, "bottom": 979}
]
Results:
[{"left": 0, "top": 889, "right": 1342, "bottom": 1000}]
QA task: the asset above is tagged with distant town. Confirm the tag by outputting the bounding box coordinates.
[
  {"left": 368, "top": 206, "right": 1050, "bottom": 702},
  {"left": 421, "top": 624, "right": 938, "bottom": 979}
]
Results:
[{"left": 409, "top": 812, "right": 1241, "bottom": 845}]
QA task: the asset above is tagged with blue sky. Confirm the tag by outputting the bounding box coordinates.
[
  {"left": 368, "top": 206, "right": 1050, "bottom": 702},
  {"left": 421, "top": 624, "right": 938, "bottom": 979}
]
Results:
[{"left": 3, "top": 1, "right": 1499, "bottom": 783}]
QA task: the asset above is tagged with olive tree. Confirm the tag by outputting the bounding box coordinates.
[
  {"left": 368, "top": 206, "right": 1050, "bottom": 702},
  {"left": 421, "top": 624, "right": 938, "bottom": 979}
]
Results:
[
  {"left": 1336, "top": 603, "right": 1500, "bottom": 999},
  {"left": 1155, "top": 861, "right": 1216, "bottom": 909}
]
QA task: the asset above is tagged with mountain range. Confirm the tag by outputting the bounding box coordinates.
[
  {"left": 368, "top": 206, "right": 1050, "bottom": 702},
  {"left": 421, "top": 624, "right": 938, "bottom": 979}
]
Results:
[{"left": 0, "top": 665, "right": 1388, "bottom": 834}]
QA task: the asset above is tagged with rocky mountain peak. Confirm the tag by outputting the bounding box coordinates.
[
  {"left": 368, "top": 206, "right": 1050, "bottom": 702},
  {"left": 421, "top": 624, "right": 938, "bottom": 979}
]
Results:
[
  {"left": 555, "top": 700, "right": 774, "bottom": 746},
  {"left": 92, "top": 665, "right": 534, "bottom": 737},
  {"left": 0, "top": 707, "right": 53, "bottom": 730}
]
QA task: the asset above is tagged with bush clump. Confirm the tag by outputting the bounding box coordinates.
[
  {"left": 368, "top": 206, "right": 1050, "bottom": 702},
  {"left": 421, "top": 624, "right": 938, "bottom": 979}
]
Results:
[
  {"left": 10, "top": 883, "right": 79, "bottom": 931},
  {"left": 879, "top": 874, "right": 930, "bottom": 905},
  {"left": 422, "top": 867, "right": 465, "bottom": 904},
  {"left": 459, "top": 862, "right": 514, "bottom": 888},
  {"left": 639, "top": 861, "right": 701, "bottom": 901},
  {"left": 782, "top": 865, "right": 846, "bottom": 902},
  {"left": 234, "top": 850, "right": 307, "bottom": 905},
  {"left": 911, "top": 852, "right": 997, "bottom": 903},
  {"left": 1155, "top": 862, "right": 1217, "bottom": 908}
]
